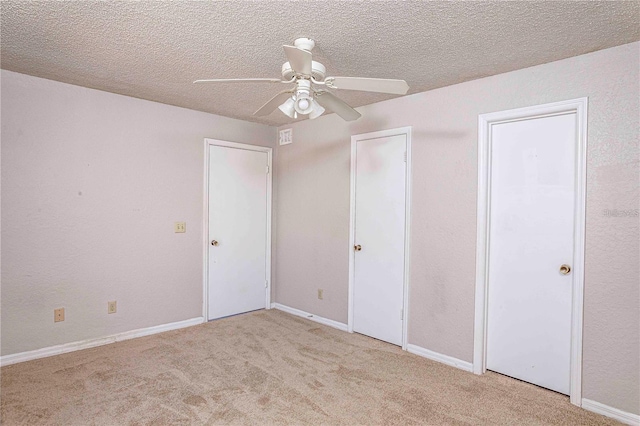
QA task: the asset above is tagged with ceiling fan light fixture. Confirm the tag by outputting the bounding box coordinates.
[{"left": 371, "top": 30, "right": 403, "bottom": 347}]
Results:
[
  {"left": 294, "top": 94, "right": 314, "bottom": 115},
  {"left": 297, "top": 98, "right": 310, "bottom": 111},
  {"left": 309, "top": 99, "right": 325, "bottom": 119},
  {"left": 278, "top": 97, "right": 296, "bottom": 118},
  {"left": 293, "top": 80, "right": 314, "bottom": 115}
]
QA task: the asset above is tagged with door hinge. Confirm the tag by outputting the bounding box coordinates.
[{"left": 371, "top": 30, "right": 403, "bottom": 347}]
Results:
[
  {"left": 403, "top": 151, "right": 407, "bottom": 162},
  {"left": 265, "top": 280, "right": 268, "bottom": 288},
  {"left": 266, "top": 165, "right": 270, "bottom": 174}
]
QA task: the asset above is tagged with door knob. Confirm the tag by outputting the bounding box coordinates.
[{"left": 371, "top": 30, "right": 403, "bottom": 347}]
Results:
[
  {"left": 211, "top": 240, "right": 219, "bottom": 246},
  {"left": 559, "top": 264, "right": 571, "bottom": 275},
  {"left": 354, "top": 244, "right": 362, "bottom": 252}
]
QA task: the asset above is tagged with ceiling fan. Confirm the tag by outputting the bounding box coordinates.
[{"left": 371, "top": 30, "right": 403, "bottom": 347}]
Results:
[{"left": 194, "top": 38, "right": 409, "bottom": 122}]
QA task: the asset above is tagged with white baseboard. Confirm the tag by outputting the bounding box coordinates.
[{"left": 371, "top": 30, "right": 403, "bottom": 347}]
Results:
[
  {"left": 0, "top": 317, "right": 204, "bottom": 367},
  {"left": 406, "top": 343, "right": 473, "bottom": 372},
  {"left": 272, "top": 303, "right": 349, "bottom": 332},
  {"left": 582, "top": 398, "right": 639, "bottom": 426}
]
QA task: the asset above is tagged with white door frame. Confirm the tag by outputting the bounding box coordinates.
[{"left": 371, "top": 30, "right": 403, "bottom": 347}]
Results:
[
  {"left": 348, "top": 126, "right": 412, "bottom": 350},
  {"left": 473, "top": 98, "right": 588, "bottom": 406},
  {"left": 202, "top": 138, "right": 273, "bottom": 320}
]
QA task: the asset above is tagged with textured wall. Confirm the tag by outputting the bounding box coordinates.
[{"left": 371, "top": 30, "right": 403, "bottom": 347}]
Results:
[
  {"left": 0, "top": 70, "right": 276, "bottom": 356},
  {"left": 275, "top": 42, "right": 639, "bottom": 414}
]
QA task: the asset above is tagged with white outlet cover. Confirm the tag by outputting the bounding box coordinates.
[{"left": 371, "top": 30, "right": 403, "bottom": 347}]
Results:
[{"left": 279, "top": 128, "right": 293, "bottom": 146}]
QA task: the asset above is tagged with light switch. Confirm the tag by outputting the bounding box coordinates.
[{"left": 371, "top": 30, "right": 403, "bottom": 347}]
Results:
[{"left": 174, "top": 222, "right": 186, "bottom": 233}]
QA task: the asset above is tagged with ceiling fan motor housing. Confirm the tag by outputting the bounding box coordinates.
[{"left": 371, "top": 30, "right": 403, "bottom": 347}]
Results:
[{"left": 281, "top": 61, "right": 326, "bottom": 81}]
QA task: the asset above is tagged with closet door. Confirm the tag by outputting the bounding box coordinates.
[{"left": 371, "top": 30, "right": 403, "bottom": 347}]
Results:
[
  {"left": 486, "top": 113, "right": 577, "bottom": 394},
  {"left": 208, "top": 145, "right": 269, "bottom": 320},
  {"left": 352, "top": 133, "right": 407, "bottom": 346}
]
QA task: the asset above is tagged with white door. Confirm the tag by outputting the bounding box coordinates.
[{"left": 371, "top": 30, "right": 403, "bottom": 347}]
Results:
[
  {"left": 486, "top": 113, "right": 577, "bottom": 394},
  {"left": 208, "top": 145, "right": 268, "bottom": 320},
  {"left": 352, "top": 134, "right": 407, "bottom": 346}
]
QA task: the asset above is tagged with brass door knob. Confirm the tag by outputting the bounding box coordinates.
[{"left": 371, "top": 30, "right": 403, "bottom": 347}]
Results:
[
  {"left": 354, "top": 244, "right": 362, "bottom": 252},
  {"left": 211, "top": 240, "right": 219, "bottom": 246},
  {"left": 559, "top": 264, "right": 571, "bottom": 275}
]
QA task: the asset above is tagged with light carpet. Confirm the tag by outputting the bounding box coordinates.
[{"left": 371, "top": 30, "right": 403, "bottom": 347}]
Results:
[{"left": 1, "top": 309, "right": 619, "bottom": 425}]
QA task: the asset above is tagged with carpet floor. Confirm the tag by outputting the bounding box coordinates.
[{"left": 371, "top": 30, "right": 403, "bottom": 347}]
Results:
[{"left": 1, "top": 309, "right": 620, "bottom": 425}]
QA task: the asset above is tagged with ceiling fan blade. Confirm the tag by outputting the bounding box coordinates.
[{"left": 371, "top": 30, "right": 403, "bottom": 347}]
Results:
[
  {"left": 193, "top": 78, "right": 283, "bottom": 84},
  {"left": 315, "top": 91, "right": 361, "bottom": 121},
  {"left": 326, "top": 77, "right": 409, "bottom": 95},
  {"left": 283, "top": 45, "right": 312, "bottom": 76},
  {"left": 254, "top": 91, "right": 294, "bottom": 116}
]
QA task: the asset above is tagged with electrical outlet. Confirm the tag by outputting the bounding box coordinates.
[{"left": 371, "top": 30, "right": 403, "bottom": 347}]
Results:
[
  {"left": 317, "top": 289, "right": 323, "bottom": 300},
  {"left": 174, "top": 222, "right": 186, "bottom": 233},
  {"left": 54, "top": 308, "right": 65, "bottom": 322},
  {"left": 108, "top": 301, "right": 117, "bottom": 314}
]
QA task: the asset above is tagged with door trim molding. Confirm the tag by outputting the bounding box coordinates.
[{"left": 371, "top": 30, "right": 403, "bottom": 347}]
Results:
[
  {"left": 348, "top": 126, "right": 412, "bottom": 350},
  {"left": 473, "top": 98, "right": 588, "bottom": 406},
  {"left": 202, "top": 139, "right": 273, "bottom": 321}
]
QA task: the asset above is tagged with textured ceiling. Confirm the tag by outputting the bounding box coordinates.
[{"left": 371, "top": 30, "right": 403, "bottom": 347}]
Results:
[{"left": 2, "top": 1, "right": 639, "bottom": 126}]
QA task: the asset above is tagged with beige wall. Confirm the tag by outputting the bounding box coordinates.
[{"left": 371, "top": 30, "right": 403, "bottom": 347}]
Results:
[
  {"left": 0, "top": 70, "right": 276, "bottom": 356},
  {"left": 274, "top": 42, "right": 639, "bottom": 414},
  {"left": 1, "top": 42, "right": 637, "bottom": 416}
]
